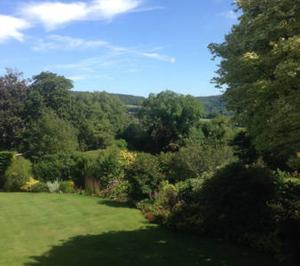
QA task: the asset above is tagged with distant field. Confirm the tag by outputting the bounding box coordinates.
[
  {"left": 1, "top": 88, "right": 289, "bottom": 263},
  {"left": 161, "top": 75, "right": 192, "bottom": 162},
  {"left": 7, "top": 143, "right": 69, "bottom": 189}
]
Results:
[{"left": 0, "top": 193, "right": 278, "bottom": 266}]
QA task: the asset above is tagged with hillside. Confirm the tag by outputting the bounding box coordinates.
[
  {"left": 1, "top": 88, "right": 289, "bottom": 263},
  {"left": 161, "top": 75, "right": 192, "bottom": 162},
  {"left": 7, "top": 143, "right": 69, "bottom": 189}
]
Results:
[{"left": 110, "top": 93, "right": 228, "bottom": 118}]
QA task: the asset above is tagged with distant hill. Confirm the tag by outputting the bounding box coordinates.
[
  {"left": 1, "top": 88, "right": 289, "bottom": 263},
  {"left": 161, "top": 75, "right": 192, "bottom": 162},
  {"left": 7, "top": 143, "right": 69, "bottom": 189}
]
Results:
[
  {"left": 110, "top": 93, "right": 228, "bottom": 118},
  {"left": 196, "top": 95, "right": 229, "bottom": 118},
  {"left": 109, "top": 93, "right": 145, "bottom": 106},
  {"left": 72, "top": 91, "right": 228, "bottom": 118}
]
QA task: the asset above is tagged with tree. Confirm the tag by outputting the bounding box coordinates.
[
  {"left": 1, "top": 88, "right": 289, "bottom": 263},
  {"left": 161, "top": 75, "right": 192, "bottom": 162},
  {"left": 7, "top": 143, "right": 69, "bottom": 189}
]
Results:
[
  {"left": 70, "top": 92, "right": 129, "bottom": 150},
  {"left": 0, "top": 70, "right": 29, "bottom": 150},
  {"left": 21, "top": 110, "right": 79, "bottom": 159},
  {"left": 30, "top": 72, "right": 73, "bottom": 120},
  {"left": 209, "top": 0, "right": 300, "bottom": 168},
  {"left": 139, "top": 91, "right": 204, "bottom": 152}
]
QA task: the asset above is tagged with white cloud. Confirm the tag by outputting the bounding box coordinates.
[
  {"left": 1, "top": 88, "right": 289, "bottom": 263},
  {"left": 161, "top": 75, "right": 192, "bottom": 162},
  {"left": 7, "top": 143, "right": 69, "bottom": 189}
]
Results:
[
  {"left": 32, "top": 35, "right": 176, "bottom": 64},
  {"left": 32, "top": 35, "right": 110, "bottom": 51},
  {"left": 66, "top": 75, "right": 87, "bottom": 81},
  {"left": 0, "top": 15, "right": 30, "bottom": 43},
  {"left": 142, "top": 52, "right": 176, "bottom": 64},
  {"left": 22, "top": 2, "right": 87, "bottom": 30},
  {"left": 21, "top": 0, "right": 143, "bottom": 30}
]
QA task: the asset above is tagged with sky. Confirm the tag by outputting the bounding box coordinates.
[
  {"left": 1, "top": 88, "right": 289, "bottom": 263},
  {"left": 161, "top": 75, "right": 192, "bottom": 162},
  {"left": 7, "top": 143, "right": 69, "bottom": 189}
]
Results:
[{"left": 0, "top": 0, "right": 238, "bottom": 97}]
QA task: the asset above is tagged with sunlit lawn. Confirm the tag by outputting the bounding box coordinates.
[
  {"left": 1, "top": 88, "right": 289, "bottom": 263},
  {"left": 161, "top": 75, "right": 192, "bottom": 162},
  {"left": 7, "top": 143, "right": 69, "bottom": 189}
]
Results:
[{"left": 0, "top": 193, "right": 278, "bottom": 266}]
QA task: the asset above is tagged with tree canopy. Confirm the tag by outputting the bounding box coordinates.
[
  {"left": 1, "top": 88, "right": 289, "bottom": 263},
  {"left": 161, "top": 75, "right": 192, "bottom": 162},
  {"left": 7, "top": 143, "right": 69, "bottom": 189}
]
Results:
[{"left": 209, "top": 0, "right": 300, "bottom": 168}]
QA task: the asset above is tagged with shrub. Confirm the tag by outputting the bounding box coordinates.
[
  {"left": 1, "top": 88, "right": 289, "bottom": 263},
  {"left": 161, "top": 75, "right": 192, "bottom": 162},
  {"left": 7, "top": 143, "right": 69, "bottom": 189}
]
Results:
[
  {"left": 33, "top": 153, "right": 85, "bottom": 186},
  {"left": 3, "top": 156, "right": 32, "bottom": 191},
  {"left": 30, "top": 182, "right": 49, "bottom": 192},
  {"left": 126, "top": 153, "right": 165, "bottom": 202},
  {"left": 59, "top": 180, "right": 75, "bottom": 193},
  {"left": 0, "top": 151, "right": 15, "bottom": 189},
  {"left": 21, "top": 177, "right": 40, "bottom": 192},
  {"left": 159, "top": 144, "right": 235, "bottom": 183},
  {"left": 199, "top": 163, "right": 278, "bottom": 239},
  {"left": 85, "top": 147, "right": 124, "bottom": 189},
  {"left": 46, "top": 180, "right": 60, "bottom": 193},
  {"left": 100, "top": 179, "right": 130, "bottom": 202}
]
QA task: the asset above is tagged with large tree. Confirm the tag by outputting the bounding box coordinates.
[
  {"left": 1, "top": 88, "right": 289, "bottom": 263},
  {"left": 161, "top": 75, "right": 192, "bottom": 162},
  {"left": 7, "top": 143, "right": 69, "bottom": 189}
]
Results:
[
  {"left": 209, "top": 0, "right": 300, "bottom": 168},
  {"left": 0, "top": 70, "right": 28, "bottom": 150},
  {"left": 21, "top": 110, "right": 79, "bottom": 159},
  {"left": 139, "top": 91, "right": 203, "bottom": 152}
]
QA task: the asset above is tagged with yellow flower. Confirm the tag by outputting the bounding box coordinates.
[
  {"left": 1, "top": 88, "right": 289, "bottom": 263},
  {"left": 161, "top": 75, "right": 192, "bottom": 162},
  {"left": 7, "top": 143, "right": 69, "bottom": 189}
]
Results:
[
  {"left": 119, "top": 150, "right": 137, "bottom": 165},
  {"left": 21, "top": 177, "right": 40, "bottom": 191}
]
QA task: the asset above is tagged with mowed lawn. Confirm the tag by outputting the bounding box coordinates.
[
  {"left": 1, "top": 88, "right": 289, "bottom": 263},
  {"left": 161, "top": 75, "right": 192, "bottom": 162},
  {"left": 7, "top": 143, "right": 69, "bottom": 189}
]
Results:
[{"left": 0, "top": 193, "right": 278, "bottom": 266}]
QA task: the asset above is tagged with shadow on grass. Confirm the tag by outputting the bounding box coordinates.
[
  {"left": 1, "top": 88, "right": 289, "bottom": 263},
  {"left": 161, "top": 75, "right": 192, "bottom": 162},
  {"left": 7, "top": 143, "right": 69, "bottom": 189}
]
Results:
[
  {"left": 98, "top": 199, "right": 133, "bottom": 208},
  {"left": 26, "top": 227, "right": 278, "bottom": 266}
]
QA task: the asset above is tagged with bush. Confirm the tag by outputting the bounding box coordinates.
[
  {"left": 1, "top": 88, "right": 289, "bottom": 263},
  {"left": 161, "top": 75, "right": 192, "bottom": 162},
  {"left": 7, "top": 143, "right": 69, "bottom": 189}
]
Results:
[
  {"left": 3, "top": 156, "right": 32, "bottom": 191},
  {"left": 21, "top": 177, "right": 40, "bottom": 192},
  {"left": 30, "top": 182, "right": 49, "bottom": 192},
  {"left": 159, "top": 144, "right": 235, "bottom": 182},
  {"left": 0, "top": 151, "right": 15, "bottom": 189},
  {"left": 199, "top": 163, "right": 278, "bottom": 239},
  {"left": 126, "top": 153, "right": 165, "bottom": 202},
  {"left": 46, "top": 180, "right": 60, "bottom": 193},
  {"left": 138, "top": 181, "right": 178, "bottom": 224},
  {"left": 100, "top": 179, "right": 130, "bottom": 202},
  {"left": 60, "top": 180, "right": 75, "bottom": 193},
  {"left": 33, "top": 153, "right": 85, "bottom": 186}
]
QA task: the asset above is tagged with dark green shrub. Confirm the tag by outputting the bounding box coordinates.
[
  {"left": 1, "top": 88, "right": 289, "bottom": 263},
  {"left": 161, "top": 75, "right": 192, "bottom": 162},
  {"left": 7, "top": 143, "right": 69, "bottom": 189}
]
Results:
[
  {"left": 33, "top": 153, "right": 86, "bottom": 187},
  {"left": 125, "top": 153, "right": 165, "bottom": 202},
  {"left": 200, "top": 163, "right": 278, "bottom": 239},
  {"left": 0, "top": 151, "right": 15, "bottom": 189},
  {"left": 85, "top": 147, "right": 123, "bottom": 189},
  {"left": 59, "top": 181, "right": 75, "bottom": 193},
  {"left": 4, "top": 156, "right": 32, "bottom": 191},
  {"left": 30, "top": 182, "right": 49, "bottom": 192},
  {"left": 137, "top": 181, "right": 178, "bottom": 224},
  {"left": 159, "top": 144, "right": 235, "bottom": 183},
  {"left": 100, "top": 179, "right": 130, "bottom": 201}
]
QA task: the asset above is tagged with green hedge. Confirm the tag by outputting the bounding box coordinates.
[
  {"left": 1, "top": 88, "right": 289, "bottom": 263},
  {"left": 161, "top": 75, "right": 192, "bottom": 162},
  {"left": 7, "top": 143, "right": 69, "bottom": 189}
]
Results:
[
  {"left": 4, "top": 155, "right": 32, "bottom": 191},
  {"left": 0, "top": 152, "right": 15, "bottom": 189}
]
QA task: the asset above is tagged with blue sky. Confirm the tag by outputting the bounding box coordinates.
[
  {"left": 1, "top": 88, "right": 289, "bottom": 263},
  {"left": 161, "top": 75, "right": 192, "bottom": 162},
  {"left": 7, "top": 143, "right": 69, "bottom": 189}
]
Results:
[{"left": 0, "top": 0, "right": 238, "bottom": 96}]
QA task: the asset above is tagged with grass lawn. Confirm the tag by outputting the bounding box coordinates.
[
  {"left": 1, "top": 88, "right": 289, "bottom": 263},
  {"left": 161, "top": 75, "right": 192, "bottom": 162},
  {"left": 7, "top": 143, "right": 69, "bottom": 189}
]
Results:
[{"left": 0, "top": 193, "right": 278, "bottom": 266}]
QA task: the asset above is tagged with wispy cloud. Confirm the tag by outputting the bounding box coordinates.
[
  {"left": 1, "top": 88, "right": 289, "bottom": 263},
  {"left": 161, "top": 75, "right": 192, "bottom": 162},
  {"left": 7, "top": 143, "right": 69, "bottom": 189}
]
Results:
[
  {"left": 142, "top": 52, "right": 176, "bottom": 64},
  {"left": 32, "top": 35, "right": 111, "bottom": 51},
  {"left": 0, "top": 15, "right": 31, "bottom": 43},
  {"left": 21, "top": 0, "right": 144, "bottom": 30},
  {"left": 66, "top": 75, "right": 87, "bottom": 81},
  {"left": 32, "top": 35, "right": 176, "bottom": 64}
]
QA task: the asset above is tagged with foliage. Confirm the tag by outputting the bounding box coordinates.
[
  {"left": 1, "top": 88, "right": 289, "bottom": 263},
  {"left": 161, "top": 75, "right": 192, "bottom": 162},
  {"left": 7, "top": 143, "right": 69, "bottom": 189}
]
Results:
[
  {"left": 231, "top": 130, "right": 258, "bottom": 164},
  {"left": 126, "top": 153, "right": 165, "bottom": 202},
  {"left": 29, "top": 72, "right": 73, "bottom": 120},
  {"left": 21, "top": 110, "right": 79, "bottom": 159},
  {"left": 30, "top": 181, "right": 49, "bottom": 192},
  {"left": 138, "top": 181, "right": 178, "bottom": 224},
  {"left": 3, "top": 156, "right": 32, "bottom": 191},
  {"left": 209, "top": 0, "right": 300, "bottom": 169},
  {"left": 71, "top": 92, "right": 130, "bottom": 150},
  {"left": 198, "top": 163, "right": 278, "bottom": 238},
  {"left": 159, "top": 143, "right": 235, "bottom": 182},
  {"left": 32, "top": 152, "right": 85, "bottom": 185},
  {"left": 60, "top": 180, "right": 75, "bottom": 193},
  {"left": 0, "top": 70, "right": 28, "bottom": 150},
  {"left": 46, "top": 180, "right": 60, "bottom": 193},
  {"left": 196, "top": 95, "right": 230, "bottom": 118},
  {"left": 100, "top": 179, "right": 130, "bottom": 202},
  {"left": 85, "top": 148, "right": 124, "bottom": 188},
  {"left": 0, "top": 151, "right": 15, "bottom": 189},
  {"left": 139, "top": 91, "right": 204, "bottom": 153},
  {"left": 21, "top": 177, "right": 40, "bottom": 192}
]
